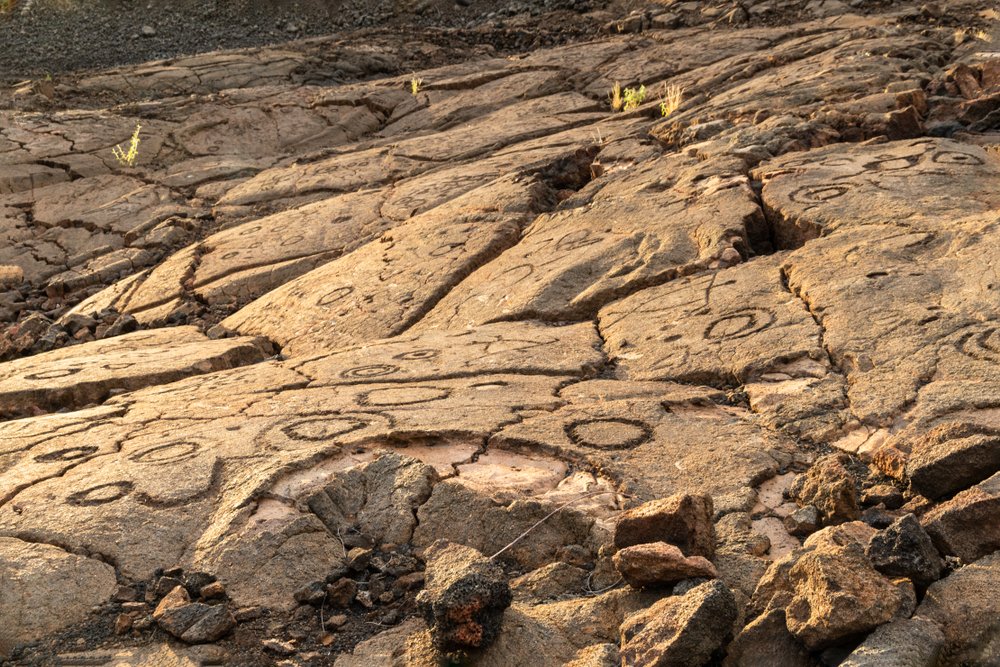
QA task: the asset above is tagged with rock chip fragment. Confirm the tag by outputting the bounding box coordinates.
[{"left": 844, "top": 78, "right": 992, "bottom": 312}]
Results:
[
  {"left": 620, "top": 580, "right": 737, "bottom": 667},
  {"left": 613, "top": 542, "right": 718, "bottom": 589},
  {"left": 613, "top": 493, "right": 716, "bottom": 558},
  {"left": 417, "top": 541, "right": 512, "bottom": 651},
  {"left": 152, "top": 585, "right": 235, "bottom": 643}
]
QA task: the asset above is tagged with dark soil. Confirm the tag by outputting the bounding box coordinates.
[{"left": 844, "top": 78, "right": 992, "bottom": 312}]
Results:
[{"left": 0, "top": 0, "right": 610, "bottom": 82}]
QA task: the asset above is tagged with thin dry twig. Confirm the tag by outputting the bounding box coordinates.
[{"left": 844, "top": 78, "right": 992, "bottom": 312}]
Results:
[{"left": 489, "top": 489, "right": 619, "bottom": 561}]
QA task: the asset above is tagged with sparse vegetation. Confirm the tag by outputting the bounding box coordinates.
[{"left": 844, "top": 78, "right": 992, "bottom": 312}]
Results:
[
  {"left": 410, "top": 76, "right": 423, "bottom": 96},
  {"left": 0, "top": 0, "right": 15, "bottom": 14},
  {"left": 111, "top": 123, "right": 142, "bottom": 167},
  {"left": 622, "top": 85, "right": 646, "bottom": 112},
  {"left": 659, "top": 83, "right": 683, "bottom": 118},
  {"left": 610, "top": 81, "right": 623, "bottom": 112}
]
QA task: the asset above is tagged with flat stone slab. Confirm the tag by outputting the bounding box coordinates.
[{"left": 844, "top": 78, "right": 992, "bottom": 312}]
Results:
[{"left": 0, "top": 327, "right": 269, "bottom": 418}]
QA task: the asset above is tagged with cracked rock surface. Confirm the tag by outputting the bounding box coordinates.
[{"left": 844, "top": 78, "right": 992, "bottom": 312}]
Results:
[{"left": 2, "top": 0, "right": 1000, "bottom": 664}]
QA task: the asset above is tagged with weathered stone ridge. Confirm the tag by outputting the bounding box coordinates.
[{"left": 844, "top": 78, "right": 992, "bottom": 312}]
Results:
[{"left": 2, "top": 0, "right": 1000, "bottom": 664}]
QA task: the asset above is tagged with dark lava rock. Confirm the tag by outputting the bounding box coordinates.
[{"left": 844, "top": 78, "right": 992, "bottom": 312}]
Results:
[
  {"left": 417, "top": 540, "right": 512, "bottom": 651},
  {"left": 865, "top": 514, "right": 944, "bottom": 586}
]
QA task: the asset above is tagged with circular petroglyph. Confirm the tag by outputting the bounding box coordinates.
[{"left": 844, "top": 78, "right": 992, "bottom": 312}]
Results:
[
  {"left": 340, "top": 364, "right": 400, "bottom": 380},
  {"left": 24, "top": 367, "right": 85, "bottom": 381},
  {"left": 67, "top": 481, "right": 134, "bottom": 507},
  {"left": 861, "top": 154, "right": 920, "bottom": 172},
  {"left": 956, "top": 325, "right": 1000, "bottom": 363},
  {"left": 565, "top": 418, "right": 653, "bottom": 450},
  {"left": 317, "top": 286, "right": 354, "bottom": 306},
  {"left": 932, "top": 150, "right": 984, "bottom": 166},
  {"left": 430, "top": 242, "right": 466, "bottom": 257},
  {"left": 358, "top": 386, "right": 451, "bottom": 407},
  {"left": 282, "top": 416, "right": 371, "bottom": 442},
  {"left": 556, "top": 229, "right": 603, "bottom": 252},
  {"left": 101, "top": 362, "right": 134, "bottom": 371},
  {"left": 704, "top": 308, "right": 776, "bottom": 341},
  {"left": 280, "top": 234, "right": 305, "bottom": 247},
  {"left": 35, "top": 445, "right": 99, "bottom": 462},
  {"left": 128, "top": 441, "right": 202, "bottom": 465},
  {"left": 789, "top": 184, "right": 849, "bottom": 204},
  {"left": 392, "top": 349, "right": 440, "bottom": 361}
]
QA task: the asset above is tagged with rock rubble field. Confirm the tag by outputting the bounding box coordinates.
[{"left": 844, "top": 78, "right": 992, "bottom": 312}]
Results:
[{"left": 1, "top": 0, "right": 1000, "bottom": 664}]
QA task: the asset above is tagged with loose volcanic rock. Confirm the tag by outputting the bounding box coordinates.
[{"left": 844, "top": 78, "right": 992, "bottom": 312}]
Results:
[
  {"left": 789, "top": 453, "right": 860, "bottom": 526},
  {"left": 839, "top": 617, "right": 945, "bottom": 667},
  {"left": 417, "top": 540, "right": 513, "bottom": 651},
  {"left": 784, "top": 540, "right": 909, "bottom": 650},
  {"left": 620, "top": 579, "right": 737, "bottom": 667},
  {"left": 612, "top": 493, "right": 716, "bottom": 558},
  {"left": 916, "top": 551, "right": 1000, "bottom": 666},
  {"left": 613, "top": 542, "right": 718, "bottom": 588},
  {"left": 723, "top": 609, "right": 815, "bottom": 667},
  {"left": 921, "top": 471, "right": 1000, "bottom": 563},
  {"left": 0, "top": 537, "right": 117, "bottom": 658},
  {"left": 865, "top": 514, "right": 944, "bottom": 588}
]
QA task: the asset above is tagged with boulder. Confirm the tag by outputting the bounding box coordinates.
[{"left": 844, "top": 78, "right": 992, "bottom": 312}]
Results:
[
  {"left": 417, "top": 541, "right": 512, "bottom": 651},
  {"left": 866, "top": 514, "right": 943, "bottom": 588},
  {"left": 906, "top": 422, "right": 1000, "bottom": 500},
  {"left": 916, "top": 551, "right": 1000, "bottom": 665},
  {"left": 922, "top": 471, "right": 1000, "bottom": 563},
  {"left": 723, "top": 609, "right": 815, "bottom": 667},
  {"left": 613, "top": 493, "right": 716, "bottom": 558},
  {"left": 510, "top": 562, "right": 589, "bottom": 602},
  {"left": 613, "top": 542, "right": 718, "bottom": 588},
  {"left": 789, "top": 453, "right": 860, "bottom": 526},
  {"left": 620, "top": 580, "right": 737, "bottom": 667},
  {"left": 840, "top": 617, "right": 945, "bottom": 667},
  {"left": 785, "top": 541, "right": 908, "bottom": 649}
]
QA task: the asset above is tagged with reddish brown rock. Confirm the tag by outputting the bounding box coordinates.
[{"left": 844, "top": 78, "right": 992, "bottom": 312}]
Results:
[
  {"left": 922, "top": 471, "right": 1000, "bottom": 563},
  {"left": 612, "top": 542, "right": 718, "bottom": 589},
  {"left": 789, "top": 453, "right": 860, "bottom": 526},
  {"left": 613, "top": 494, "right": 716, "bottom": 559},
  {"left": 416, "top": 541, "right": 512, "bottom": 651},
  {"left": 620, "top": 580, "right": 736, "bottom": 667}
]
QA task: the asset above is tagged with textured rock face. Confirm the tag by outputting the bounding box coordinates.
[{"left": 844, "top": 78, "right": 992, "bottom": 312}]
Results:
[
  {"left": 612, "top": 542, "right": 718, "bottom": 588},
  {"left": 917, "top": 552, "right": 1000, "bottom": 666},
  {"left": 613, "top": 494, "right": 716, "bottom": 558},
  {"left": 620, "top": 580, "right": 737, "bottom": 667},
  {"left": 0, "top": 538, "right": 117, "bottom": 655},
  {"left": 417, "top": 541, "right": 512, "bottom": 650},
  {"left": 3, "top": 2, "right": 1000, "bottom": 664}
]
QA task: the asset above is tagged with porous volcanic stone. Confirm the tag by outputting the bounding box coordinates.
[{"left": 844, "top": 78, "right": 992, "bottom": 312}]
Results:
[
  {"left": 613, "top": 493, "right": 716, "bottom": 558},
  {"left": 789, "top": 453, "right": 860, "bottom": 526},
  {"left": 865, "top": 514, "right": 943, "bottom": 588},
  {"left": 417, "top": 540, "right": 512, "bottom": 651},
  {"left": 613, "top": 542, "right": 718, "bottom": 589},
  {"left": 620, "top": 579, "right": 737, "bottom": 667}
]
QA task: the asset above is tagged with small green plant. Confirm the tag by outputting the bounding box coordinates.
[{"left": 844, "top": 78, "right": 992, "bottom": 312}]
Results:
[
  {"left": 659, "top": 83, "right": 683, "bottom": 117},
  {"left": 409, "top": 76, "right": 423, "bottom": 96},
  {"left": 112, "top": 123, "right": 142, "bottom": 167},
  {"left": 622, "top": 85, "right": 647, "bottom": 112},
  {"left": 0, "top": 0, "right": 15, "bottom": 14},
  {"left": 609, "top": 81, "right": 623, "bottom": 112}
]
